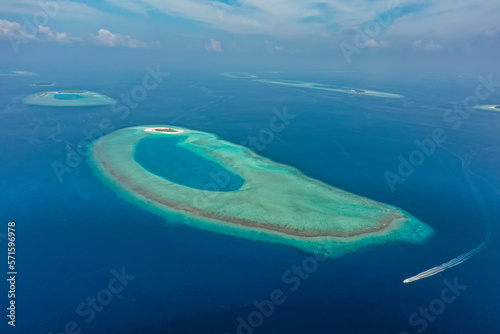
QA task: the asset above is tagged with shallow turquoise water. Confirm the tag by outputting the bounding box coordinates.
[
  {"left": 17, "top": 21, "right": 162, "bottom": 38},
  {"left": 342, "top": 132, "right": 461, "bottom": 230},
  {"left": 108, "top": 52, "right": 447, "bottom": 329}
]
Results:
[
  {"left": 53, "top": 93, "right": 84, "bottom": 100},
  {"left": 134, "top": 136, "right": 244, "bottom": 191}
]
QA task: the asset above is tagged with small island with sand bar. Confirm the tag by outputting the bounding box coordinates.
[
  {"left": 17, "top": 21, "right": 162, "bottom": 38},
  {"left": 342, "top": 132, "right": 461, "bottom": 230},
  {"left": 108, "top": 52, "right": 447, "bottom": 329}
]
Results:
[
  {"left": 254, "top": 79, "right": 404, "bottom": 99},
  {"left": 0, "top": 70, "right": 37, "bottom": 76},
  {"left": 23, "top": 90, "right": 116, "bottom": 106},
  {"left": 32, "top": 82, "right": 55, "bottom": 87},
  {"left": 144, "top": 127, "right": 184, "bottom": 134},
  {"left": 347, "top": 89, "right": 367, "bottom": 94},
  {"left": 219, "top": 72, "right": 258, "bottom": 79},
  {"left": 88, "top": 125, "right": 433, "bottom": 257},
  {"left": 473, "top": 105, "right": 500, "bottom": 111}
]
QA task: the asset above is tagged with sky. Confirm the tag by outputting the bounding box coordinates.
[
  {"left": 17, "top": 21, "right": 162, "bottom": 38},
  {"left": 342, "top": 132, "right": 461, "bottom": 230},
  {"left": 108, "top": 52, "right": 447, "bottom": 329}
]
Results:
[{"left": 0, "top": 0, "right": 499, "bottom": 73}]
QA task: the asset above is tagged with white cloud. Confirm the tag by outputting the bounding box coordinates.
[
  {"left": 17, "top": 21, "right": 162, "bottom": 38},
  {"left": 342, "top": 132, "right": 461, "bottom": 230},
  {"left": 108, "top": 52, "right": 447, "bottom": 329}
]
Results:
[
  {"left": 98, "top": 0, "right": 500, "bottom": 43},
  {"left": 412, "top": 40, "right": 422, "bottom": 49},
  {"left": 0, "top": 19, "right": 76, "bottom": 46},
  {"left": 364, "top": 39, "right": 388, "bottom": 48},
  {"left": 0, "top": 0, "right": 104, "bottom": 20},
  {"left": 205, "top": 38, "right": 222, "bottom": 52},
  {"left": 90, "top": 29, "right": 147, "bottom": 48},
  {"left": 105, "top": 0, "right": 150, "bottom": 16},
  {"left": 107, "top": 0, "right": 348, "bottom": 36},
  {"left": 365, "top": 39, "right": 378, "bottom": 47},
  {"left": 3, "top": 0, "right": 499, "bottom": 51},
  {"left": 151, "top": 40, "right": 162, "bottom": 47},
  {"left": 386, "top": 0, "right": 500, "bottom": 40},
  {"left": 38, "top": 26, "right": 79, "bottom": 43},
  {"left": 265, "top": 40, "right": 286, "bottom": 53},
  {"left": 423, "top": 40, "right": 442, "bottom": 51},
  {"left": 0, "top": 19, "right": 35, "bottom": 40},
  {"left": 413, "top": 39, "right": 442, "bottom": 51}
]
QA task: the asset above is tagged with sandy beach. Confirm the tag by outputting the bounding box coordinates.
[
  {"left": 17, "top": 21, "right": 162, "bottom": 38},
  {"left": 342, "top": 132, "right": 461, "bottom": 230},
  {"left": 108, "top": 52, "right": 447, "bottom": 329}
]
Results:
[{"left": 144, "top": 127, "right": 185, "bottom": 134}]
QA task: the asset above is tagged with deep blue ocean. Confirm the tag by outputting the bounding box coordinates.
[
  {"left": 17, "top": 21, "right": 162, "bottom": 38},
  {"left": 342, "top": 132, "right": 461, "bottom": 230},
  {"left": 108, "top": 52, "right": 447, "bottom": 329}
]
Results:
[{"left": 1, "top": 70, "right": 499, "bottom": 334}]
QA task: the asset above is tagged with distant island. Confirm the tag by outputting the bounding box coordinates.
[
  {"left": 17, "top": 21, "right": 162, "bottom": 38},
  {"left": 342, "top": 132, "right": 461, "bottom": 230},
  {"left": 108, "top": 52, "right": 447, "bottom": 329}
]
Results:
[
  {"left": 473, "top": 105, "right": 500, "bottom": 111},
  {"left": 219, "top": 72, "right": 258, "bottom": 79},
  {"left": 0, "top": 70, "right": 36, "bottom": 76},
  {"left": 88, "top": 125, "right": 433, "bottom": 258},
  {"left": 32, "top": 82, "right": 55, "bottom": 87},
  {"left": 23, "top": 90, "right": 116, "bottom": 106},
  {"left": 254, "top": 79, "right": 404, "bottom": 99},
  {"left": 347, "top": 89, "right": 367, "bottom": 94}
]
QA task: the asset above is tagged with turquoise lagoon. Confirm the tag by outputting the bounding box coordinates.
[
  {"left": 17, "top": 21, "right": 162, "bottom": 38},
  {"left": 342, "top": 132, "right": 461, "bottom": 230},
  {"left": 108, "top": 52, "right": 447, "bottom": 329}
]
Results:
[{"left": 23, "top": 90, "right": 116, "bottom": 106}]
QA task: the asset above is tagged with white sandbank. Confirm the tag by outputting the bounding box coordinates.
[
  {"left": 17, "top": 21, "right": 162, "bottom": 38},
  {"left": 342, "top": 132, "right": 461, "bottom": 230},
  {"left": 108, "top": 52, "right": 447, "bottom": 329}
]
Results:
[{"left": 144, "top": 127, "right": 185, "bottom": 134}]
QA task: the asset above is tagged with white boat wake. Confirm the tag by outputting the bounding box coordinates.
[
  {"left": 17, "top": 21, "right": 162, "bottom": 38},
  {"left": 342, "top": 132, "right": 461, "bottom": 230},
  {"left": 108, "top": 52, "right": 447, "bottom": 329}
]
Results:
[
  {"left": 403, "top": 155, "right": 492, "bottom": 283},
  {"left": 403, "top": 231, "right": 489, "bottom": 283}
]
